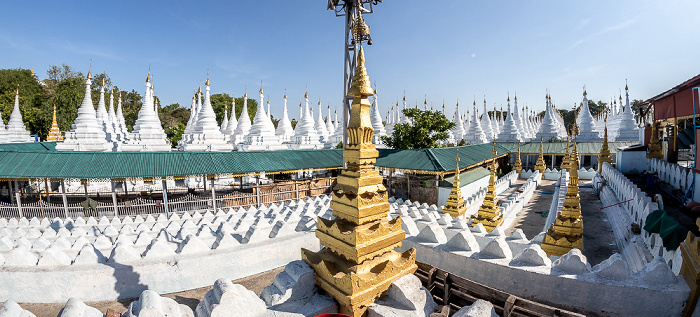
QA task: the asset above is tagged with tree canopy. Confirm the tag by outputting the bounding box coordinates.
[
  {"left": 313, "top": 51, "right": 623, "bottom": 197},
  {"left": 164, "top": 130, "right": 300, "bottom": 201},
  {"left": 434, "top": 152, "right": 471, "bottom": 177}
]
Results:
[{"left": 381, "top": 108, "right": 455, "bottom": 149}]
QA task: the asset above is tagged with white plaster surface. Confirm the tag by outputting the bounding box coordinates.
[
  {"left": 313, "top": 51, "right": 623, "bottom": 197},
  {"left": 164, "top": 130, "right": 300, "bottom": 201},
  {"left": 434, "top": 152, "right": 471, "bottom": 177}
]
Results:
[
  {"left": 452, "top": 299, "right": 499, "bottom": 317},
  {"left": 367, "top": 274, "right": 437, "bottom": 317}
]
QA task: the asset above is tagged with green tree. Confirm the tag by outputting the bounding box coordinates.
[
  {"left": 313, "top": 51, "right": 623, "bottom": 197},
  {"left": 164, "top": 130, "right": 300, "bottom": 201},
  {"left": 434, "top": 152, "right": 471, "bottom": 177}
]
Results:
[
  {"left": 159, "top": 103, "right": 188, "bottom": 145},
  {"left": 210, "top": 93, "right": 258, "bottom": 126},
  {"left": 0, "top": 68, "right": 46, "bottom": 138},
  {"left": 381, "top": 108, "right": 455, "bottom": 149}
]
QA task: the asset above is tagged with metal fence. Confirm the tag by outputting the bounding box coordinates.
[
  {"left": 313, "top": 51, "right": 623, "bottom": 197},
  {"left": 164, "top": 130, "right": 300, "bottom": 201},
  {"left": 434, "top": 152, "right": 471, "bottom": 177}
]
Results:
[{"left": 0, "top": 177, "right": 335, "bottom": 220}]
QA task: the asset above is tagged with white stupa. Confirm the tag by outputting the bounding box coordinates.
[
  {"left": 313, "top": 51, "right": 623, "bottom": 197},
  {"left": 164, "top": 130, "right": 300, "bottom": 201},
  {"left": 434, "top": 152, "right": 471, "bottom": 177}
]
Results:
[
  {"left": 275, "top": 91, "right": 294, "bottom": 143},
  {"left": 314, "top": 99, "right": 330, "bottom": 143},
  {"left": 399, "top": 96, "right": 411, "bottom": 125},
  {"left": 184, "top": 94, "right": 197, "bottom": 134},
  {"left": 479, "top": 99, "right": 493, "bottom": 141},
  {"left": 575, "top": 88, "right": 602, "bottom": 141},
  {"left": 0, "top": 109, "right": 8, "bottom": 142},
  {"left": 238, "top": 85, "right": 286, "bottom": 151},
  {"left": 496, "top": 96, "right": 525, "bottom": 143},
  {"left": 179, "top": 78, "right": 233, "bottom": 151},
  {"left": 614, "top": 83, "right": 640, "bottom": 141},
  {"left": 115, "top": 92, "right": 129, "bottom": 139},
  {"left": 535, "top": 93, "right": 565, "bottom": 141},
  {"left": 330, "top": 109, "right": 345, "bottom": 146},
  {"left": 451, "top": 102, "right": 466, "bottom": 142},
  {"left": 56, "top": 72, "right": 112, "bottom": 151},
  {"left": 384, "top": 104, "right": 396, "bottom": 135},
  {"left": 464, "top": 101, "right": 488, "bottom": 144},
  {"left": 230, "top": 91, "right": 252, "bottom": 145},
  {"left": 224, "top": 95, "right": 238, "bottom": 136},
  {"left": 3, "top": 88, "right": 34, "bottom": 143},
  {"left": 107, "top": 90, "right": 124, "bottom": 142},
  {"left": 121, "top": 74, "right": 171, "bottom": 152},
  {"left": 511, "top": 95, "right": 529, "bottom": 141},
  {"left": 370, "top": 90, "right": 387, "bottom": 144},
  {"left": 290, "top": 92, "right": 322, "bottom": 149},
  {"left": 325, "top": 105, "right": 335, "bottom": 139},
  {"left": 219, "top": 107, "right": 228, "bottom": 134},
  {"left": 95, "top": 80, "right": 115, "bottom": 143}
]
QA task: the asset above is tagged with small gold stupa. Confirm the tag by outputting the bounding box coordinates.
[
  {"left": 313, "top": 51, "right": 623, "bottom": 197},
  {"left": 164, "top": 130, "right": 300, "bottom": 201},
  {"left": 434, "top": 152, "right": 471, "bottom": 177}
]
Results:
[
  {"left": 472, "top": 156, "right": 503, "bottom": 232},
  {"left": 560, "top": 135, "right": 571, "bottom": 171},
  {"left": 513, "top": 142, "right": 523, "bottom": 175},
  {"left": 301, "top": 44, "right": 417, "bottom": 316},
  {"left": 541, "top": 137, "right": 584, "bottom": 256},
  {"left": 442, "top": 150, "right": 467, "bottom": 217},
  {"left": 46, "top": 104, "right": 63, "bottom": 141},
  {"left": 598, "top": 120, "right": 613, "bottom": 173},
  {"left": 647, "top": 119, "right": 663, "bottom": 159},
  {"left": 534, "top": 137, "right": 546, "bottom": 179}
]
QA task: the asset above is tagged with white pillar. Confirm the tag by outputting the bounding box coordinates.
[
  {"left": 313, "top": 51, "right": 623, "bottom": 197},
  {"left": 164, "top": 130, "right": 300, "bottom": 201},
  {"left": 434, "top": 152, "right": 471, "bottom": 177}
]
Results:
[
  {"left": 111, "top": 181, "right": 118, "bottom": 217},
  {"left": 15, "top": 192, "right": 22, "bottom": 218},
  {"left": 210, "top": 176, "right": 216, "bottom": 211},
  {"left": 162, "top": 179, "right": 170, "bottom": 218},
  {"left": 61, "top": 181, "right": 68, "bottom": 218}
]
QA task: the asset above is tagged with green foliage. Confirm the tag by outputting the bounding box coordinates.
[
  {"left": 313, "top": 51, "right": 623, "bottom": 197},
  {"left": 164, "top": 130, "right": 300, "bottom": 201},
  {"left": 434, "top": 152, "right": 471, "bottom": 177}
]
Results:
[
  {"left": 380, "top": 108, "right": 455, "bottom": 149},
  {"left": 0, "top": 68, "right": 47, "bottom": 138},
  {"left": 335, "top": 141, "right": 343, "bottom": 149},
  {"left": 158, "top": 103, "right": 188, "bottom": 145},
  {"left": 210, "top": 93, "right": 258, "bottom": 126}
]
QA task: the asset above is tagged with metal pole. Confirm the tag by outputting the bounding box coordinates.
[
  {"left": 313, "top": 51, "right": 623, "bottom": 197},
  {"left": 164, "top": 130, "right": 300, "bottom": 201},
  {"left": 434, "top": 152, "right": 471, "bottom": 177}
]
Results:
[
  {"left": 9, "top": 180, "right": 14, "bottom": 204},
  {"left": 61, "top": 180, "right": 68, "bottom": 218},
  {"left": 16, "top": 192, "right": 22, "bottom": 218},
  {"left": 162, "top": 179, "right": 170, "bottom": 218},
  {"left": 83, "top": 181, "right": 89, "bottom": 200},
  {"left": 210, "top": 176, "right": 216, "bottom": 211},
  {"left": 111, "top": 181, "right": 119, "bottom": 217},
  {"left": 256, "top": 175, "right": 261, "bottom": 205}
]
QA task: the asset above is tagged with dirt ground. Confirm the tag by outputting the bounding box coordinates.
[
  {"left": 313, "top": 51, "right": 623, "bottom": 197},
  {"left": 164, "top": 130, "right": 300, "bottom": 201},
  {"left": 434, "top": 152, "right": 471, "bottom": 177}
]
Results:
[
  {"left": 504, "top": 179, "right": 555, "bottom": 239},
  {"left": 12, "top": 266, "right": 285, "bottom": 317}
]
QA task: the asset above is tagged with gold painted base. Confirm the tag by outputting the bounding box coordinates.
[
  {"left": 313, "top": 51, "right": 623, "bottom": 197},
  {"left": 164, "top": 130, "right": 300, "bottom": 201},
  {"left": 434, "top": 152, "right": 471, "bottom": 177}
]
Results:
[
  {"left": 301, "top": 247, "right": 417, "bottom": 316},
  {"left": 472, "top": 216, "right": 504, "bottom": 233},
  {"left": 541, "top": 233, "right": 583, "bottom": 256}
]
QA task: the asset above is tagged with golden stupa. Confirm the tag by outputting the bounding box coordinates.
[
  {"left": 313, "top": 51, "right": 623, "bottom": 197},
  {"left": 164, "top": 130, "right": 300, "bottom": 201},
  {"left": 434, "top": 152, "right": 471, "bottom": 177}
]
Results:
[
  {"left": 471, "top": 156, "right": 503, "bottom": 232},
  {"left": 442, "top": 150, "right": 467, "bottom": 217},
  {"left": 647, "top": 119, "right": 663, "bottom": 159},
  {"left": 534, "top": 137, "right": 546, "bottom": 179},
  {"left": 560, "top": 135, "right": 571, "bottom": 171},
  {"left": 46, "top": 104, "right": 63, "bottom": 142},
  {"left": 513, "top": 142, "right": 523, "bottom": 175},
  {"left": 541, "top": 137, "right": 584, "bottom": 256},
  {"left": 301, "top": 44, "right": 417, "bottom": 316},
  {"left": 598, "top": 121, "right": 613, "bottom": 173}
]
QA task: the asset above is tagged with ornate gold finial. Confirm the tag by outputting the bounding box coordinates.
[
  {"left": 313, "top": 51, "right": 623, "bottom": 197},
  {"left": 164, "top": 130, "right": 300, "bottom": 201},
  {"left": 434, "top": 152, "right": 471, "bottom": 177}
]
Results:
[
  {"left": 599, "top": 122, "right": 613, "bottom": 172},
  {"left": 205, "top": 77, "right": 210, "bottom": 86},
  {"left": 31, "top": 67, "right": 34, "bottom": 76},
  {"left": 259, "top": 80, "right": 263, "bottom": 94},
  {"left": 284, "top": 89, "right": 287, "bottom": 99},
  {"left": 472, "top": 155, "right": 504, "bottom": 232},
  {"left": 492, "top": 141, "right": 497, "bottom": 156},
  {"left": 534, "top": 137, "right": 546, "bottom": 180},
  {"left": 514, "top": 142, "right": 523, "bottom": 174},
  {"left": 304, "top": 91, "right": 308, "bottom": 99},
  {"left": 625, "top": 79, "right": 628, "bottom": 91},
  {"left": 244, "top": 86, "right": 247, "bottom": 98},
  {"left": 302, "top": 43, "right": 416, "bottom": 316},
  {"left": 442, "top": 149, "right": 467, "bottom": 217}
]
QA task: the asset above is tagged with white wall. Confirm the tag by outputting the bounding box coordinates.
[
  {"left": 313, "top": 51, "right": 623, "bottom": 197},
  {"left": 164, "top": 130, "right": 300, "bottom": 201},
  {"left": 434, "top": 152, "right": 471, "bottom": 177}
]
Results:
[{"left": 616, "top": 150, "right": 647, "bottom": 173}]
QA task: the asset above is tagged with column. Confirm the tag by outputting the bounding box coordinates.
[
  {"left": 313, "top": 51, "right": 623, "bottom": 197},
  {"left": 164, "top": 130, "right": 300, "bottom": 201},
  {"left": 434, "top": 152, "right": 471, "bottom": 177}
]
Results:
[
  {"left": 256, "top": 175, "right": 261, "bottom": 205},
  {"left": 210, "top": 176, "right": 216, "bottom": 211},
  {"left": 295, "top": 181, "right": 300, "bottom": 199},
  {"left": 406, "top": 173, "right": 411, "bottom": 200},
  {"left": 61, "top": 180, "right": 68, "bottom": 218},
  {"left": 162, "top": 179, "right": 170, "bottom": 218},
  {"left": 9, "top": 180, "right": 14, "bottom": 204},
  {"left": 111, "top": 181, "right": 119, "bottom": 217},
  {"left": 551, "top": 155, "right": 555, "bottom": 169},
  {"left": 44, "top": 179, "right": 50, "bottom": 203},
  {"left": 83, "top": 181, "right": 89, "bottom": 200},
  {"left": 15, "top": 191, "right": 22, "bottom": 218}
]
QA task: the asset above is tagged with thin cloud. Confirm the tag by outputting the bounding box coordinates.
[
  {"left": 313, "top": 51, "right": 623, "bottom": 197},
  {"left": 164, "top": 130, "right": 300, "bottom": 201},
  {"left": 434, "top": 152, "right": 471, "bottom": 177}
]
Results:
[
  {"left": 571, "top": 16, "right": 639, "bottom": 49},
  {"left": 58, "top": 41, "right": 123, "bottom": 61}
]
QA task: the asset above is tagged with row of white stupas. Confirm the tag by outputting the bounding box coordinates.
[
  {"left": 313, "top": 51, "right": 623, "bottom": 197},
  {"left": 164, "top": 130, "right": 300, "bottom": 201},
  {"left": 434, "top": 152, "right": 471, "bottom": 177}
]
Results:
[{"left": 0, "top": 89, "right": 34, "bottom": 144}]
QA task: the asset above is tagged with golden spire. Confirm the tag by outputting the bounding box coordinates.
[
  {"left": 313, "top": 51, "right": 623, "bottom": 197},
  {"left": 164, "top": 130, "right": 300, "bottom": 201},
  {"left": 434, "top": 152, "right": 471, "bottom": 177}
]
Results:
[
  {"left": 198, "top": 84, "right": 202, "bottom": 94},
  {"left": 244, "top": 86, "right": 247, "bottom": 98},
  {"left": 304, "top": 91, "right": 308, "bottom": 99},
  {"left": 534, "top": 137, "right": 546, "bottom": 180},
  {"left": 284, "top": 89, "right": 287, "bottom": 99},
  {"left": 259, "top": 80, "right": 263, "bottom": 94},
  {"left": 87, "top": 69, "right": 92, "bottom": 79},
  {"left": 599, "top": 120, "right": 613, "bottom": 172},
  {"left": 514, "top": 142, "right": 523, "bottom": 174},
  {"left": 442, "top": 149, "right": 467, "bottom": 217},
  {"left": 561, "top": 136, "right": 571, "bottom": 171},
  {"left": 205, "top": 77, "right": 210, "bottom": 86},
  {"left": 302, "top": 43, "right": 416, "bottom": 316},
  {"left": 31, "top": 67, "right": 34, "bottom": 76},
  {"left": 472, "top": 154, "right": 503, "bottom": 232},
  {"left": 492, "top": 141, "right": 497, "bottom": 156},
  {"left": 46, "top": 103, "right": 63, "bottom": 142}
]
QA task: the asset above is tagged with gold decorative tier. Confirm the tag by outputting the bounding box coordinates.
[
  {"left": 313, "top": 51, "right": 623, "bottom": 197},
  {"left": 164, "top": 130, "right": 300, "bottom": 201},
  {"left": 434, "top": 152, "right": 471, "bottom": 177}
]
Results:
[
  {"left": 542, "top": 139, "right": 583, "bottom": 256},
  {"left": 302, "top": 44, "right": 416, "bottom": 316},
  {"left": 513, "top": 142, "right": 523, "bottom": 175},
  {"left": 46, "top": 104, "right": 63, "bottom": 142},
  {"left": 647, "top": 120, "right": 663, "bottom": 160},
  {"left": 534, "top": 138, "right": 546, "bottom": 179},
  {"left": 442, "top": 152, "right": 467, "bottom": 217},
  {"left": 472, "top": 158, "right": 503, "bottom": 232},
  {"left": 560, "top": 136, "right": 571, "bottom": 171}
]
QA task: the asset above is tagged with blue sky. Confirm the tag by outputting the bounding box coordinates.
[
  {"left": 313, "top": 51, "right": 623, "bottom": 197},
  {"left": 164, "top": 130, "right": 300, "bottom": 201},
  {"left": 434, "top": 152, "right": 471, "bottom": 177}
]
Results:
[{"left": 2, "top": 0, "right": 699, "bottom": 119}]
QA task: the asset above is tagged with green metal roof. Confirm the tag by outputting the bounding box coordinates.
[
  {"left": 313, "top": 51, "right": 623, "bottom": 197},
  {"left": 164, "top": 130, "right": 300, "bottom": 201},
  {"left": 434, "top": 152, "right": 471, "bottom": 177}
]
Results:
[
  {"left": 438, "top": 167, "right": 490, "bottom": 187},
  {"left": 0, "top": 142, "right": 513, "bottom": 180},
  {"left": 497, "top": 141, "right": 638, "bottom": 155}
]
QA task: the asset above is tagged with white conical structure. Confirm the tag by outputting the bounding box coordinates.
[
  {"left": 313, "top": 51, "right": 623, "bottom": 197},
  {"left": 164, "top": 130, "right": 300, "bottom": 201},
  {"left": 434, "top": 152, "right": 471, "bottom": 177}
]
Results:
[
  {"left": 220, "top": 107, "right": 228, "bottom": 133},
  {"left": 576, "top": 88, "right": 602, "bottom": 141},
  {"left": 399, "top": 96, "right": 411, "bottom": 125},
  {"left": 95, "top": 80, "right": 116, "bottom": 143},
  {"left": 225, "top": 95, "right": 238, "bottom": 135},
  {"left": 524, "top": 107, "right": 536, "bottom": 138},
  {"left": 3, "top": 88, "right": 34, "bottom": 143},
  {"left": 511, "top": 95, "right": 528, "bottom": 141},
  {"left": 535, "top": 93, "right": 564, "bottom": 141},
  {"left": 370, "top": 90, "right": 387, "bottom": 144},
  {"left": 115, "top": 92, "right": 129, "bottom": 138},
  {"left": 290, "top": 92, "right": 322, "bottom": 149},
  {"left": 179, "top": 78, "right": 233, "bottom": 151},
  {"left": 452, "top": 102, "right": 466, "bottom": 142},
  {"left": 614, "top": 83, "right": 640, "bottom": 141},
  {"left": 325, "top": 104, "right": 335, "bottom": 138},
  {"left": 314, "top": 99, "right": 329, "bottom": 142},
  {"left": 553, "top": 103, "right": 568, "bottom": 137},
  {"left": 231, "top": 91, "right": 252, "bottom": 145},
  {"left": 464, "top": 101, "right": 488, "bottom": 144},
  {"left": 56, "top": 72, "right": 112, "bottom": 151},
  {"left": 479, "top": 99, "right": 493, "bottom": 141},
  {"left": 330, "top": 108, "right": 345, "bottom": 146},
  {"left": 385, "top": 104, "right": 396, "bottom": 135},
  {"left": 121, "top": 74, "right": 171, "bottom": 151},
  {"left": 496, "top": 96, "right": 525, "bottom": 142},
  {"left": 107, "top": 90, "right": 123, "bottom": 142},
  {"left": 184, "top": 94, "right": 197, "bottom": 134},
  {"left": 239, "top": 85, "right": 286, "bottom": 151},
  {"left": 275, "top": 91, "right": 294, "bottom": 143}
]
